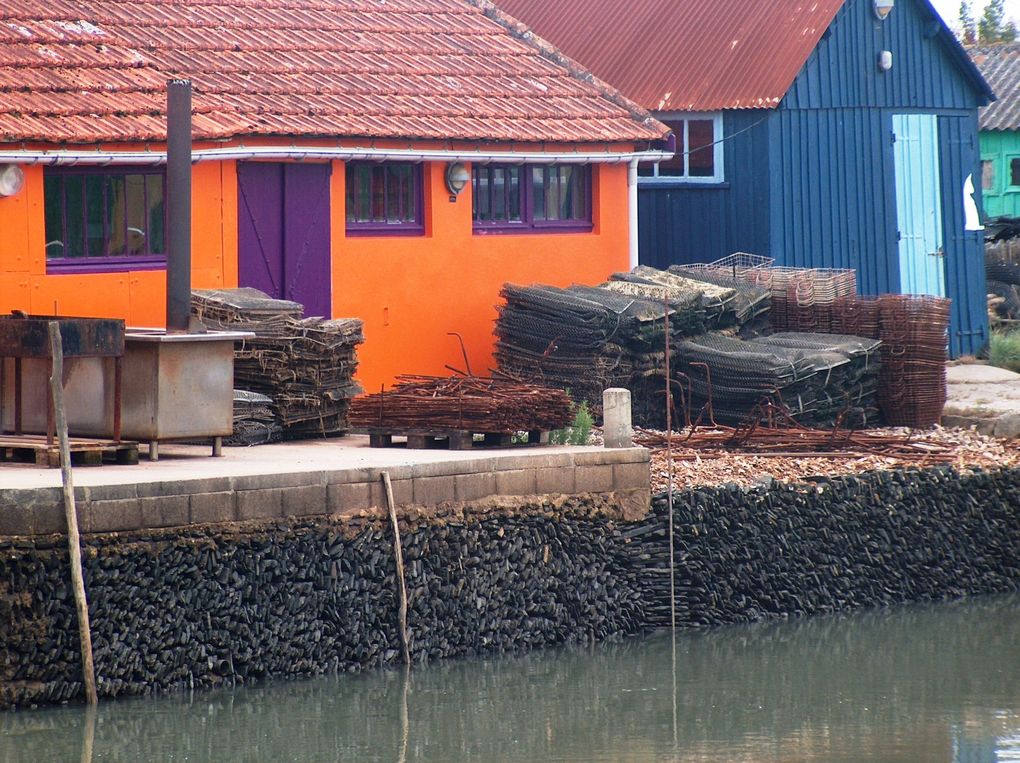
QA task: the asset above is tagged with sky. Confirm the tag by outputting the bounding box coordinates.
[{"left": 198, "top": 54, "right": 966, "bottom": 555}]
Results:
[{"left": 929, "top": 0, "right": 1020, "bottom": 30}]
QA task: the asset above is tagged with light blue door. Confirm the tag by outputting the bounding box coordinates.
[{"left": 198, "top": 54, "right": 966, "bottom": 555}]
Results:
[{"left": 892, "top": 114, "right": 945, "bottom": 297}]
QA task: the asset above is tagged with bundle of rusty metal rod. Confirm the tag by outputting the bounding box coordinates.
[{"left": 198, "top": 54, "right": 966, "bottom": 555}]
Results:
[
  {"left": 633, "top": 423, "right": 952, "bottom": 460},
  {"left": 349, "top": 375, "right": 575, "bottom": 433}
]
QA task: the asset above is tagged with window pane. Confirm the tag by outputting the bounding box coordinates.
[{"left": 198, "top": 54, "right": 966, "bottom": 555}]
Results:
[
  {"left": 533, "top": 166, "right": 549, "bottom": 221},
  {"left": 44, "top": 175, "right": 66, "bottom": 260},
  {"left": 347, "top": 162, "right": 420, "bottom": 227},
  {"left": 104, "top": 175, "right": 126, "bottom": 255},
  {"left": 145, "top": 174, "right": 165, "bottom": 254},
  {"left": 63, "top": 176, "right": 85, "bottom": 258},
  {"left": 493, "top": 168, "right": 507, "bottom": 221},
  {"left": 472, "top": 166, "right": 491, "bottom": 221},
  {"left": 84, "top": 175, "right": 105, "bottom": 258},
  {"left": 506, "top": 167, "right": 521, "bottom": 222},
  {"left": 1010, "top": 158, "right": 1020, "bottom": 188},
  {"left": 688, "top": 119, "right": 715, "bottom": 177},
  {"left": 982, "top": 160, "right": 995, "bottom": 191},
  {"left": 658, "top": 119, "right": 687, "bottom": 177}
]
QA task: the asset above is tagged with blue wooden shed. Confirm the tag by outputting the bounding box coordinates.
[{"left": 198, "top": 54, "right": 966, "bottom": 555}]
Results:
[{"left": 493, "top": 0, "right": 996, "bottom": 357}]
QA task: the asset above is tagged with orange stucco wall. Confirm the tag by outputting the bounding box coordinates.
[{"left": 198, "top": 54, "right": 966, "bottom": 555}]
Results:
[
  {"left": 331, "top": 161, "right": 630, "bottom": 392},
  {"left": 0, "top": 149, "right": 631, "bottom": 391},
  {"left": 0, "top": 160, "right": 238, "bottom": 324}
]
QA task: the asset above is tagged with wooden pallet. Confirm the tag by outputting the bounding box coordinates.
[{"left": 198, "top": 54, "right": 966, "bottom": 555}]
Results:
[
  {"left": 367, "top": 428, "right": 550, "bottom": 450},
  {"left": 0, "top": 435, "right": 139, "bottom": 468}
]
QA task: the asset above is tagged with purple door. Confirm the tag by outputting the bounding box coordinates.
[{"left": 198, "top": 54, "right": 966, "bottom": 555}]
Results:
[{"left": 237, "top": 162, "right": 332, "bottom": 318}]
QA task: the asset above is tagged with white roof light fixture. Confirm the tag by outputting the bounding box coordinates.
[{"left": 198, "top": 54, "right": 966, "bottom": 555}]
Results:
[
  {"left": 0, "top": 164, "right": 24, "bottom": 197},
  {"left": 874, "top": 0, "right": 894, "bottom": 20}
]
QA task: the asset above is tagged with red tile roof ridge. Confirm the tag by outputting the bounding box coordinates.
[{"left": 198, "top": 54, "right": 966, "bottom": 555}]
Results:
[{"left": 464, "top": 0, "right": 665, "bottom": 140}]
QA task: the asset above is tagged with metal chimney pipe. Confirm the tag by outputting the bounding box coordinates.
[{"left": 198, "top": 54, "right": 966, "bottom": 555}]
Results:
[{"left": 166, "top": 79, "right": 192, "bottom": 334}]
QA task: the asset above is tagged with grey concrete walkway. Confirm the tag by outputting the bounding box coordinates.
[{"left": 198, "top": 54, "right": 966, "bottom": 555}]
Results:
[
  {"left": 943, "top": 364, "right": 1020, "bottom": 437},
  {"left": 0, "top": 436, "right": 651, "bottom": 536}
]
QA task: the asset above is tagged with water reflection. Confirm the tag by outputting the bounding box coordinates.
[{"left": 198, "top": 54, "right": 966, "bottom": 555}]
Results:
[{"left": 1, "top": 595, "right": 1018, "bottom": 762}]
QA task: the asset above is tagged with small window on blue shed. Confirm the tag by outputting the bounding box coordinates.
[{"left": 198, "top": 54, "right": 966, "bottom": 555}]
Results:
[
  {"left": 1010, "top": 158, "right": 1020, "bottom": 188},
  {"left": 638, "top": 113, "right": 723, "bottom": 183}
]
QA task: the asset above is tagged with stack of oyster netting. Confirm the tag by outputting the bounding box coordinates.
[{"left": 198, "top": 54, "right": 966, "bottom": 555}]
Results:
[
  {"left": 495, "top": 280, "right": 706, "bottom": 428},
  {"left": 226, "top": 390, "right": 283, "bottom": 446},
  {"left": 192, "top": 288, "right": 364, "bottom": 439},
  {"left": 666, "top": 265, "right": 772, "bottom": 336},
  {"left": 752, "top": 333, "right": 882, "bottom": 427},
  {"left": 675, "top": 331, "right": 882, "bottom": 428},
  {"left": 609, "top": 265, "right": 743, "bottom": 331}
]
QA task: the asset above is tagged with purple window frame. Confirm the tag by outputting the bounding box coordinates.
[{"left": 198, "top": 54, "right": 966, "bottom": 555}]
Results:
[
  {"left": 44, "top": 166, "right": 167, "bottom": 274},
  {"left": 472, "top": 164, "right": 593, "bottom": 235},
  {"left": 345, "top": 162, "right": 424, "bottom": 237}
]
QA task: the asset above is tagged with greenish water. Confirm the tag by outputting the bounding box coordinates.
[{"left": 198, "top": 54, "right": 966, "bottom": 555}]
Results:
[{"left": 2, "top": 595, "right": 1019, "bottom": 763}]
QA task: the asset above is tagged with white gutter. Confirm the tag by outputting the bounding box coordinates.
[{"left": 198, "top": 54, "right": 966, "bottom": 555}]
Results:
[
  {"left": 628, "top": 158, "right": 640, "bottom": 270},
  {"left": 0, "top": 145, "right": 674, "bottom": 167}
]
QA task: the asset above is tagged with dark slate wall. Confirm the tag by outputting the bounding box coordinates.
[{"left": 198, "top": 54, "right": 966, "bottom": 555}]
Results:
[
  {"left": 3, "top": 467, "right": 1018, "bottom": 710},
  {"left": 632, "top": 467, "right": 1020, "bottom": 628}
]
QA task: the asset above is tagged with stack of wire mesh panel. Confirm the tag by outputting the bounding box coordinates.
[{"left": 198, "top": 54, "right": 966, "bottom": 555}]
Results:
[
  {"left": 774, "top": 294, "right": 949, "bottom": 428},
  {"left": 875, "top": 295, "right": 950, "bottom": 428},
  {"left": 675, "top": 332, "right": 881, "bottom": 428},
  {"left": 666, "top": 265, "right": 772, "bottom": 337},
  {"left": 752, "top": 333, "right": 882, "bottom": 427},
  {"left": 495, "top": 279, "right": 709, "bottom": 428},
  {"left": 225, "top": 390, "right": 283, "bottom": 446},
  {"left": 192, "top": 288, "right": 364, "bottom": 439}
]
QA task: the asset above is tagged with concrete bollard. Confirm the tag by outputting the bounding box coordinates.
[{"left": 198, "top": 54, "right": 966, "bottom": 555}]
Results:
[{"left": 602, "top": 388, "right": 633, "bottom": 448}]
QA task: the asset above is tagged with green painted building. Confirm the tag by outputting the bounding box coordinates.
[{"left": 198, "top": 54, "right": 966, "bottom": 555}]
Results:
[{"left": 973, "top": 44, "right": 1020, "bottom": 218}]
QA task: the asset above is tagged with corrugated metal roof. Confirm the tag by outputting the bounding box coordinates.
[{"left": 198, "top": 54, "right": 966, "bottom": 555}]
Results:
[
  {"left": 0, "top": 0, "right": 667, "bottom": 145},
  {"left": 971, "top": 43, "right": 1020, "bottom": 130},
  {"left": 494, "top": 0, "right": 846, "bottom": 111}
]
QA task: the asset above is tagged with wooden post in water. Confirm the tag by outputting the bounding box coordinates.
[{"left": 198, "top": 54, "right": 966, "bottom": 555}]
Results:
[
  {"left": 48, "top": 322, "right": 98, "bottom": 706},
  {"left": 381, "top": 472, "right": 411, "bottom": 666}
]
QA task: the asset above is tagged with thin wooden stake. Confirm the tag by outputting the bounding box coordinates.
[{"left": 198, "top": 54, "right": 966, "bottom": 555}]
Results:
[
  {"left": 49, "top": 322, "right": 98, "bottom": 706},
  {"left": 663, "top": 291, "right": 676, "bottom": 632},
  {"left": 381, "top": 471, "right": 411, "bottom": 666}
]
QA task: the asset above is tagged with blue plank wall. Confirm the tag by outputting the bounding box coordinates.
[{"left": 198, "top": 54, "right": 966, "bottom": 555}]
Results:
[
  {"left": 639, "top": 0, "right": 990, "bottom": 356},
  {"left": 637, "top": 110, "right": 771, "bottom": 270}
]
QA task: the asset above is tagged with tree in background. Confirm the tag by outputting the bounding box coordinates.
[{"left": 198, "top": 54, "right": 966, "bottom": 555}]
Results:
[
  {"left": 960, "top": 1, "right": 977, "bottom": 43},
  {"left": 961, "top": 0, "right": 1018, "bottom": 43}
]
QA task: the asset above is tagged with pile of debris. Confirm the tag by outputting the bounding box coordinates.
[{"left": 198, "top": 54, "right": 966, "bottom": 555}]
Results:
[
  {"left": 192, "top": 288, "right": 364, "bottom": 440},
  {"left": 348, "top": 375, "right": 574, "bottom": 433},
  {"left": 986, "top": 243, "right": 1020, "bottom": 323},
  {"left": 633, "top": 424, "right": 1020, "bottom": 490}
]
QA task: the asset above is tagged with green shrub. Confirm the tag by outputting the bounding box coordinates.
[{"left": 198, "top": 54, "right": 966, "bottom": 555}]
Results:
[
  {"left": 549, "top": 402, "right": 594, "bottom": 446},
  {"left": 989, "top": 330, "right": 1020, "bottom": 373}
]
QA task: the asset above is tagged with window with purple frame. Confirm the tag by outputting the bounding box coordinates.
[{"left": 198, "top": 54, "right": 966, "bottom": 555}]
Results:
[
  {"left": 44, "top": 167, "right": 167, "bottom": 272},
  {"left": 472, "top": 164, "right": 592, "bottom": 233},
  {"left": 345, "top": 162, "right": 423, "bottom": 235}
]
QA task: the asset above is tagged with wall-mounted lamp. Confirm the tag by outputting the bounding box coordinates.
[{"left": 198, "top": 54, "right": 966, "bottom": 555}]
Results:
[
  {"left": 878, "top": 50, "right": 893, "bottom": 71},
  {"left": 0, "top": 164, "right": 24, "bottom": 197},
  {"left": 874, "top": 0, "right": 894, "bottom": 20},
  {"left": 445, "top": 162, "right": 470, "bottom": 202}
]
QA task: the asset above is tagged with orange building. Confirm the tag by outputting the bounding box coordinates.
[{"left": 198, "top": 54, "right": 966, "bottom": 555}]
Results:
[{"left": 0, "top": 0, "right": 670, "bottom": 391}]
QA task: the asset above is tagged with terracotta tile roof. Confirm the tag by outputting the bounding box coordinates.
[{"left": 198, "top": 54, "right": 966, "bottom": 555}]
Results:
[
  {"left": 0, "top": 0, "right": 666, "bottom": 145},
  {"left": 972, "top": 43, "right": 1020, "bottom": 130}
]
